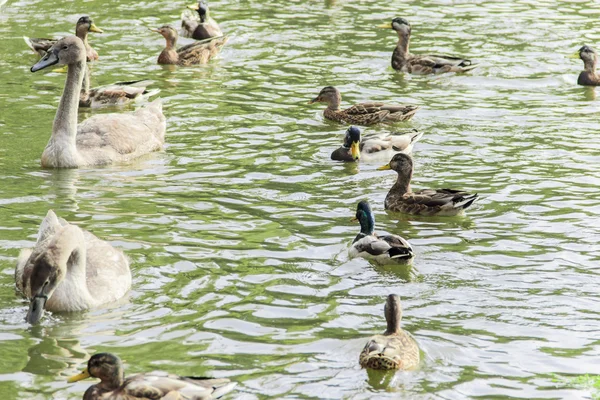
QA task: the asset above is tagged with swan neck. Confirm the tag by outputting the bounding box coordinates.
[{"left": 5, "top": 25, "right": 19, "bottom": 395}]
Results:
[{"left": 52, "top": 60, "right": 84, "bottom": 148}]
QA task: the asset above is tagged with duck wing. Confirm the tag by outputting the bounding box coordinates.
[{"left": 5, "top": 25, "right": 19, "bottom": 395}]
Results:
[
  {"left": 84, "top": 80, "right": 159, "bottom": 108},
  {"left": 177, "top": 36, "right": 228, "bottom": 66},
  {"left": 408, "top": 54, "right": 477, "bottom": 74},
  {"left": 122, "top": 372, "right": 236, "bottom": 399}
]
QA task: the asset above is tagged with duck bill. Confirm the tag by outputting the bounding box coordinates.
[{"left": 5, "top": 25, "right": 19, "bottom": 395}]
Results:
[
  {"left": 52, "top": 65, "right": 69, "bottom": 73},
  {"left": 149, "top": 28, "right": 161, "bottom": 33},
  {"left": 377, "top": 163, "right": 391, "bottom": 171},
  {"left": 25, "top": 295, "right": 47, "bottom": 324},
  {"left": 350, "top": 217, "right": 358, "bottom": 222},
  {"left": 307, "top": 97, "right": 319, "bottom": 104},
  {"left": 378, "top": 22, "right": 393, "bottom": 29},
  {"left": 89, "top": 24, "right": 103, "bottom": 33},
  {"left": 31, "top": 49, "right": 59, "bottom": 72},
  {"left": 67, "top": 368, "right": 91, "bottom": 383},
  {"left": 350, "top": 141, "right": 360, "bottom": 160},
  {"left": 567, "top": 52, "right": 580, "bottom": 59},
  {"left": 187, "top": 3, "right": 199, "bottom": 9}
]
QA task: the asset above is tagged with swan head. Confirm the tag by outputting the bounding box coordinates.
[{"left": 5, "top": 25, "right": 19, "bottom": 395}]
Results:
[
  {"left": 25, "top": 252, "right": 66, "bottom": 324},
  {"left": 68, "top": 353, "right": 124, "bottom": 388},
  {"left": 31, "top": 36, "right": 86, "bottom": 73}
]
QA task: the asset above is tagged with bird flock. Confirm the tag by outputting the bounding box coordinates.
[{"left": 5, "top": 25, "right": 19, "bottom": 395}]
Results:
[{"left": 9, "top": 1, "right": 597, "bottom": 399}]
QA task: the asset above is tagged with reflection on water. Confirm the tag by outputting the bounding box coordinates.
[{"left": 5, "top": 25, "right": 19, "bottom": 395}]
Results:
[{"left": 1, "top": 0, "right": 600, "bottom": 399}]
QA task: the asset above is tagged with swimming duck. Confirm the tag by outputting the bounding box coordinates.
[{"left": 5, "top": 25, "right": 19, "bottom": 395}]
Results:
[
  {"left": 349, "top": 201, "right": 414, "bottom": 264},
  {"left": 378, "top": 153, "right": 478, "bottom": 216},
  {"left": 182, "top": 0, "right": 223, "bottom": 40},
  {"left": 331, "top": 126, "right": 423, "bottom": 162},
  {"left": 359, "top": 294, "right": 420, "bottom": 370},
  {"left": 309, "top": 86, "right": 419, "bottom": 125},
  {"left": 15, "top": 211, "right": 131, "bottom": 324},
  {"left": 30, "top": 36, "right": 166, "bottom": 168},
  {"left": 379, "top": 18, "right": 477, "bottom": 75},
  {"left": 79, "top": 67, "right": 159, "bottom": 108},
  {"left": 24, "top": 16, "right": 103, "bottom": 62},
  {"left": 152, "top": 25, "right": 227, "bottom": 66},
  {"left": 67, "top": 353, "right": 237, "bottom": 400},
  {"left": 569, "top": 45, "right": 600, "bottom": 86}
]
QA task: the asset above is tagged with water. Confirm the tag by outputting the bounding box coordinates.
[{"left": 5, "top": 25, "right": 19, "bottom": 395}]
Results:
[{"left": 1, "top": 0, "right": 600, "bottom": 398}]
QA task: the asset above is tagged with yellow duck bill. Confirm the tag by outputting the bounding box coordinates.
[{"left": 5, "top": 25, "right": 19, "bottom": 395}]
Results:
[
  {"left": 378, "top": 22, "right": 393, "bottom": 29},
  {"left": 377, "top": 163, "right": 391, "bottom": 170},
  {"left": 350, "top": 141, "right": 360, "bottom": 160},
  {"left": 89, "top": 23, "right": 103, "bottom": 33},
  {"left": 67, "top": 368, "right": 91, "bottom": 383}
]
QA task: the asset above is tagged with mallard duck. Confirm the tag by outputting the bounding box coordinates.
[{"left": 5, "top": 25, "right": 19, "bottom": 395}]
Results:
[
  {"left": 331, "top": 126, "right": 423, "bottom": 162},
  {"left": 359, "top": 294, "right": 419, "bottom": 370},
  {"left": 309, "top": 86, "right": 419, "bottom": 125},
  {"left": 24, "top": 16, "right": 103, "bottom": 62},
  {"left": 569, "top": 45, "right": 600, "bottom": 86},
  {"left": 378, "top": 153, "right": 478, "bottom": 216},
  {"left": 15, "top": 211, "right": 131, "bottom": 324},
  {"left": 182, "top": 0, "right": 223, "bottom": 40},
  {"left": 67, "top": 353, "right": 237, "bottom": 400},
  {"left": 349, "top": 201, "right": 414, "bottom": 264},
  {"left": 378, "top": 18, "right": 477, "bottom": 75},
  {"left": 151, "top": 25, "right": 227, "bottom": 66},
  {"left": 30, "top": 36, "right": 166, "bottom": 168}
]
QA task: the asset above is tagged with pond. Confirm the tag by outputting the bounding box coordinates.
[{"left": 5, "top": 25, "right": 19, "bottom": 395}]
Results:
[{"left": 0, "top": 0, "right": 599, "bottom": 399}]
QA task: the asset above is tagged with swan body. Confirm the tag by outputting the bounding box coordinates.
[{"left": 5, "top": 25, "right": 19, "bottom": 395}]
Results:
[
  {"left": 15, "top": 210, "right": 131, "bottom": 324},
  {"left": 30, "top": 36, "right": 166, "bottom": 168}
]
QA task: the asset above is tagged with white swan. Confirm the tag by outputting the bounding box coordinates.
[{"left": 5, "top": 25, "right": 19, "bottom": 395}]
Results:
[
  {"left": 15, "top": 210, "right": 131, "bottom": 324},
  {"left": 30, "top": 36, "right": 166, "bottom": 168}
]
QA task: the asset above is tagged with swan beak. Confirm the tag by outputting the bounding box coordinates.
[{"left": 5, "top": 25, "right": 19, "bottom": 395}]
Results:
[
  {"left": 350, "top": 141, "right": 360, "bottom": 160},
  {"left": 25, "top": 295, "right": 47, "bottom": 324},
  {"left": 89, "top": 24, "right": 103, "bottom": 33},
  {"left": 567, "top": 52, "right": 580, "bottom": 59},
  {"left": 67, "top": 368, "right": 91, "bottom": 383},
  {"left": 378, "top": 22, "right": 393, "bottom": 29},
  {"left": 31, "top": 48, "right": 59, "bottom": 72},
  {"left": 187, "top": 3, "right": 199, "bottom": 10},
  {"left": 377, "top": 163, "right": 391, "bottom": 171}
]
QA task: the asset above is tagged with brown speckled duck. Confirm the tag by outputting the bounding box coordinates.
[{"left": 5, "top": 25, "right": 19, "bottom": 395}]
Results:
[
  {"left": 309, "top": 86, "right": 419, "bottom": 125},
  {"left": 569, "top": 45, "right": 600, "bottom": 86},
  {"left": 24, "top": 16, "right": 103, "bottom": 62},
  {"left": 379, "top": 18, "right": 477, "bottom": 75},
  {"left": 151, "top": 25, "right": 227, "bottom": 66},
  {"left": 182, "top": 0, "right": 223, "bottom": 40},
  {"left": 67, "top": 353, "right": 237, "bottom": 400},
  {"left": 378, "top": 153, "right": 478, "bottom": 216},
  {"left": 359, "top": 294, "right": 420, "bottom": 370}
]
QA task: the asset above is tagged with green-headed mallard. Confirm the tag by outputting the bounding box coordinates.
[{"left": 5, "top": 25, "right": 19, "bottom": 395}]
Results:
[
  {"left": 182, "top": 0, "right": 223, "bottom": 40},
  {"left": 378, "top": 153, "right": 478, "bottom": 216},
  {"left": 309, "top": 86, "right": 419, "bottom": 125},
  {"left": 331, "top": 126, "right": 423, "bottom": 162},
  {"left": 379, "top": 18, "right": 477, "bottom": 75},
  {"left": 30, "top": 36, "right": 166, "bottom": 168},
  {"left": 15, "top": 210, "right": 131, "bottom": 324},
  {"left": 359, "top": 294, "right": 419, "bottom": 370},
  {"left": 151, "top": 25, "right": 227, "bottom": 66},
  {"left": 569, "top": 45, "right": 600, "bottom": 86},
  {"left": 349, "top": 201, "right": 414, "bottom": 264},
  {"left": 67, "top": 353, "right": 237, "bottom": 400},
  {"left": 24, "top": 16, "right": 103, "bottom": 62}
]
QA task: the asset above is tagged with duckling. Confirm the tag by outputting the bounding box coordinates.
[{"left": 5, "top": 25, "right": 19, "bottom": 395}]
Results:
[
  {"left": 24, "top": 16, "right": 103, "bottom": 62},
  {"left": 67, "top": 353, "right": 237, "bottom": 400},
  {"left": 30, "top": 36, "right": 166, "bottom": 168},
  {"left": 349, "top": 201, "right": 414, "bottom": 264},
  {"left": 15, "top": 211, "right": 131, "bottom": 324},
  {"left": 570, "top": 45, "right": 600, "bottom": 86},
  {"left": 359, "top": 294, "right": 420, "bottom": 370},
  {"left": 331, "top": 126, "right": 423, "bottom": 162},
  {"left": 151, "top": 25, "right": 227, "bottom": 66},
  {"left": 309, "top": 86, "right": 419, "bottom": 125},
  {"left": 378, "top": 153, "right": 478, "bottom": 216},
  {"left": 182, "top": 0, "right": 223, "bottom": 40},
  {"left": 379, "top": 18, "right": 477, "bottom": 75}
]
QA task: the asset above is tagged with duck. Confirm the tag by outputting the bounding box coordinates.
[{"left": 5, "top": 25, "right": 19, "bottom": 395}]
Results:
[
  {"left": 349, "top": 201, "right": 414, "bottom": 264},
  {"left": 359, "top": 294, "right": 420, "bottom": 370},
  {"left": 14, "top": 210, "right": 131, "bottom": 324},
  {"left": 24, "top": 16, "right": 103, "bottom": 62},
  {"left": 379, "top": 18, "right": 477, "bottom": 75},
  {"left": 151, "top": 25, "right": 227, "bottom": 66},
  {"left": 331, "top": 126, "right": 423, "bottom": 162},
  {"left": 569, "top": 45, "right": 600, "bottom": 86},
  {"left": 67, "top": 353, "right": 237, "bottom": 400},
  {"left": 378, "top": 153, "right": 478, "bottom": 216},
  {"left": 30, "top": 36, "right": 166, "bottom": 168},
  {"left": 309, "top": 86, "right": 419, "bottom": 125},
  {"left": 181, "top": 0, "right": 223, "bottom": 40}
]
